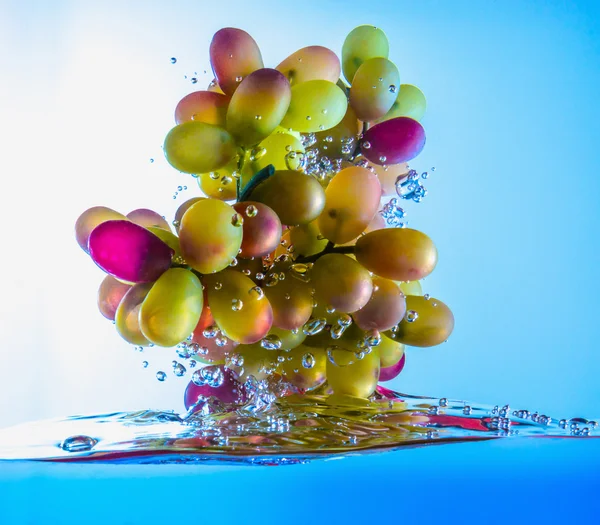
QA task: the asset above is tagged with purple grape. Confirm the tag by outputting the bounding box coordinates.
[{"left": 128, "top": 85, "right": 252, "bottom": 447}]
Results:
[
  {"left": 361, "top": 117, "right": 425, "bottom": 165},
  {"left": 379, "top": 352, "right": 406, "bottom": 382},
  {"left": 184, "top": 366, "right": 246, "bottom": 410},
  {"left": 88, "top": 220, "right": 174, "bottom": 283}
]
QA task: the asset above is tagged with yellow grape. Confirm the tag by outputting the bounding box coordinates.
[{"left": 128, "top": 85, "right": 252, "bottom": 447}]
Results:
[
  {"left": 371, "top": 161, "right": 409, "bottom": 196},
  {"left": 174, "top": 91, "right": 230, "bottom": 127},
  {"left": 147, "top": 227, "right": 182, "bottom": 260},
  {"left": 276, "top": 46, "right": 341, "bottom": 85},
  {"left": 97, "top": 275, "right": 131, "bottom": 321},
  {"left": 139, "top": 268, "right": 204, "bottom": 347},
  {"left": 281, "top": 345, "right": 326, "bottom": 391},
  {"left": 250, "top": 170, "right": 325, "bottom": 226},
  {"left": 339, "top": 210, "right": 386, "bottom": 247},
  {"left": 179, "top": 199, "right": 243, "bottom": 274},
  {"left": 174, "top": 197, "right": 205, "bottom": 232},
  {"left": 209, "top": 28, "right": 264, "bottom": 96},
  {"left": 289, "top": 220, "right": 327, "bottom": 257},
  {"left": 349, "top": 57, "right": 400, "bottom": 122},
  {"left": 311, "top": 253, "right": 373, "bottom": 313},
  {"left": 375, "top": 84, "right": 427, "bottom": 124},
  {"left": 126, "top": 208, "right": 171, "bottom": 231},
  {"left": 342, "top": 25, "right": 389, "bottom": 83},
  {"left": 228, "top": 343, "right": 279, "bottom": 381},
  {"left": 198, "top": 168, "right": 237, "bottom": 201},
  {"left": 355, "top": 228, "right": 437, "bottom": 281},
  {"left": 387, "top": 295, "right": 454, "bottom": 347},
  {"left": 397, "top": 280, "right": 423, "bottom": 296},
  {"left": 318, "top": 166, "right": 381, "bottom": 244},
  {"left": 314, "top": 105, "right": 361, "bottom": 160},
  {"left": 353, "top": 276, "right": 406, "bottom": 331},
  {"left": 75, "top": 206, "right": 127, "bottom": 253},
  {"left": 204, "top": 270, "right": 273, "bottom": 344},
  {"left": 115, "top": 283, "right": 153, "bottom": 346},
  {"left": 232, "top": 202, "right": 282, "bottom": 258},
  {"left": 378, "top": 334, "right": 405, "bottom": 368},
  {"left": 281, "top": 80, "right": 348, "bottom": 133},
  {"left": 250, "top": 132, "right": 305, "bottom": 173},
  {"left": 264, "top": 271, "right": 313, "bottom": 330},
  {"left": 163, "top": 121, "right": 236, "bottom": 174},
  {"left": 268, "top": 326, "right": 306, "bottom": 350},
  {"left": 326, "top": 345, "right": 380, "bottom": 398}
]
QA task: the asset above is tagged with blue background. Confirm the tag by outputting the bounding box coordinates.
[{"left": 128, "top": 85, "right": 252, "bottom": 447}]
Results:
[{"left": 1, "top": 0, "right": 599, "bottom": 523}]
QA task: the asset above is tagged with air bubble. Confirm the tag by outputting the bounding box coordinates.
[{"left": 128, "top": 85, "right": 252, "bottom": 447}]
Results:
[
  {"left": 173, "top": 363, "right": 187, "bottom": 377},
  {"left": 261, "top": 334, "right": 282, "bottom": 350},
  {"left": 246, "top": 205, "right": 258, "bottom": 217},
  {"left": 170, "top": 57, "right": 177, "bottom": 64},
  {"left": 302, "top": 353, "right": 316, "bottom": 369},
  {"left": 232, "top": 299, "right": 244, "bottom": 311},
  {"left": 406, "top": 310, "right": 418, "bottom": 322},
  {"left": 156, "top": 371, "right": 167, "bottom": 382},
  {"left": 303, "top": 318, "right": 327, "bottom": 336},
  {"left": 60, "top": 435, "right": 98, "bottom": 452}
]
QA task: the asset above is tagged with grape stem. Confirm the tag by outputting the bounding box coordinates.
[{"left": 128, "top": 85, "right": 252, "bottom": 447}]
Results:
[
  {"left": 294, "top": 243, "right": 355, "bottom": 264},
  {"left": 349, "top": 121, "right": 369, "bottom": 161},
  {"left": 238, "top": 164, "right": 275, "bottom": 202}
]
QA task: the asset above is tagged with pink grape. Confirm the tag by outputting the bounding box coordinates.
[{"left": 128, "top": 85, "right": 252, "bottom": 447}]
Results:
[
  {"left": 361, "top": 117, "right": 426, "bottom": 165},
  {"left": 184, "top": 366, "right": 246, "bottom": 410},
  {"left": 379, "top": 352, "right": 406, "bottom": 382}
]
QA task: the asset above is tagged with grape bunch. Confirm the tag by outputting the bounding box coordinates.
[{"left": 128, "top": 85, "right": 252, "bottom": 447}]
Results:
[{"left": 75, "top": 25, "right": 453, "bottom": 408}]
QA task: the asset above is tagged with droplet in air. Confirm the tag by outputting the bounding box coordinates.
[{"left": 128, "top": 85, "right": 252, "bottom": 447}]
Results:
[{"left": 156, "top": 371, "right": 167, "bottom": 382}]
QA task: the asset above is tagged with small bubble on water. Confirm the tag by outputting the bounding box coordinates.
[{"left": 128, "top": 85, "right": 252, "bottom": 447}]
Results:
[
  {"left": 406, "top": 310, "right": 419, "bottom": 322},
  {"left": 232, "top": 298, "right": 244, "bottom": 311},
  {"left": 60, "top": 435, "right": 98, "bottom": 453},
  {"left": 156, "top": 371, "right": 167, "bottom": 382}
]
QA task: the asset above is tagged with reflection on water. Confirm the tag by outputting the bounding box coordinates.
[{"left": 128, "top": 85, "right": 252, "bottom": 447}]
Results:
[{"left": 0, "top": 387, "right": 596, "bottom": 465}]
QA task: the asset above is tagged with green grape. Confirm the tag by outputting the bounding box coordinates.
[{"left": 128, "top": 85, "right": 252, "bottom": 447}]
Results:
[
  {"left": 250, "top": 170, "right": 325, "bottom": 226},
  {"left": 281, "top": 345, "right": 326, "bottom": 391},
  {"left": 204, "top": 270, "right": 273, "bottom": 344},
  {"left": 280, "top": 80, "right": 348, "bottom": 133},
  {"left": 147, "top": 227, "right": 182, "bottom": 260},
  {"left": 374, "top": 84, "right": 427, "bottom": 124},
  {"left": 378, "top": 333, "right": 405, "bottom": 368},
  {"left": 311, "top": 253, "right": 373, "bottom": 313},
  {"left": 226, "top": 68, "right": 291, "bottom": 146},
  {"left": 97, "top": 275, "right": 131, "bottom": 321},
  {"left": 227, "top": 343, "right": 279, "bottom": 381},
  {"left": 326, "top": 345, "right": 380, "bottom": 398},
  {"left": 342, "top": 25, "right": 389, "bottom": 83},
  {"left": 174, "top": 197, "right": 205, "bottom": 232},
  {"left": 75, "top": 206, "right": 127, "bottom": 253},
  {"left": 163, "top": 121, "right": 236, "bottom": 174},
  {"left": 264, "top": 271, "right": 313, "bottom": 330},
  {"left": 126, "top": 209, "right": 171, "bottom": 231},
  {"left": 179, "top": 199, "right": 243, "bottom": 274},
  {"left": 349, "top": 57, "right": 400, "bottom": 122},
  {"left": 249, "top": 132, "right": 305, "bottom": 173},
  {"left": 209, "top": 28, "right": 264, "bottom": 96},
  {"left": 314, "top": 105, "right": 361, "bottom": 160},
  {"left": 387, "top": 295, "right": 454, "bottom": 347},
  {"left": 370, "top": 161, "right": 409, "bottom": 196},
  {"left": 115, "top": 283, "right": 153, "bottom": 346},
  {"left": 318, "top": 166, "right": 382, "bottom": 244},
  {"left": 397, "top": 280, "right": 423, "bottom": 296},
  {"left": 355, "top": 228, "right": 437, "bottom": 281},
  {"left": 289, "top": 220, "right": 327, "bottom": 257},
  {"left": 139, "top": 268, "right": 204, "bottom": 347},
  {"left": 268, "top": 326, "right": 306, "bottom": 350},
  {"left": 174, "top": 91, "right": 230, "bottom": 127},
  {"left": 353, "top": 276, "right": 406, "bottom": 331},
  {"left": 276, "top": 46, "right": 341, "bottom": 85},
  {"left": 198, "top": 166, "right": 237, "bottom": 201}
]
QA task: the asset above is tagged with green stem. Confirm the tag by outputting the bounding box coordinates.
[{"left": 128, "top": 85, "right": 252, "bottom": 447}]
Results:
[
  {"left": 236, "top": 148, "right": 247, "bottom": 201},
  {"left": 294, "top": 244, "right": 355, "bottom": 264},
  {"left": 238, "top": 164, "right": 275, "bottom": 202}
]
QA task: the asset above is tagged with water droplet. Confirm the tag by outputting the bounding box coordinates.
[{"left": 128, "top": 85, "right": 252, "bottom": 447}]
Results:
[
  {"left": 326, "top": 305, "right": 336, "bottom": 314},
  {"left": 303, "top": 318, "right": 327, "bottom": 336},
  {"left": 231, "top": 213, "right": 244, "bottom": 227},
  {"left": 203, "top": 325, "right": 219, "bottom": 338},
  {"left": 173, "top": 363, "right": 187, "bottom": 377},
  {"left": 249, "top": 286, "right": 265, "bottom": 300},
  {"left": 232, "top": 298, "right": 244, "bottom": 311},
  {"left": 149, "top": 158, "right": 155, "bottom": 163},
  {"left": 170, "top": 57, "right": 177, "bottom": 64},
  {"left": 336, "top": 314, "right": 352, "bottom": 327},
  {"left": 362, "top": 141, "right": 371, "bottom": 149},
  {"left": 424, "top": 294, "right": 430, "bottom": 300},
  {"left": 406, "top": 310, "right": 419, "bottom": 322},
  {"left": 142, "top": 360, "right": 149, "bottom": 368},
  {"left": 214, "top": 282, "right": 223, "bottom": 290},
  {"left": 246, "top": 204, "right": 258, "bottom": 217},
  {"left": 229, "top": 353, "right": 244, "bottom": 367},
  {"left": 379, "top": 155, "right": 387, "bottom": 163},
  {"left": 330, "top": 323, "right": 347, "bottom": 339},
  {"left": 156, "top": 371, "right": 167, "bottom": 382},
  {"left": 192, "top": 366, "right": 224, "bottom": 388},
  {"left": 215, "top": 336, "right": 228, "bottom": 347},
  {"left": 306, "top": 115, "right": 312, "bottom": 121},
  {"left": 389, "top": 84, "right": 397, "bottom": 93},
  {"left": 261, "top": 334, "right": 282, "bottom": 350},
  {"left": 255, "top": 115, "right": 262, "bottom": 120},
  {"left": 60, "top": 435, "right": 98, "bottom": 452},
  {"left": 235, "top": 76, "right": 243, "bottom": 82},
  {"left": 302, "top": 353, "right": 316, "bottom": 369},
  {"left": 229, "top": 257, "right": 238, "bottom": 267},
  {"left": 327, "top": 346, "right": 356, "bottom": 367},
  {"left": 191, "top": 77, "right": 198, "bottom": 84}
]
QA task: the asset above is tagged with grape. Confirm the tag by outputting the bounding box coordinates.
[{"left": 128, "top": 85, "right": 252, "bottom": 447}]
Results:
[
  {"left": 174, "top": 91, "right": 230, "bottom": 127},
  {"left": 375, "top": 84, "right": 426, "bottom": 124},
  {"left": 342, "top": 25, "right": 389, "bottom": 83},
  {"left": 370, "top": 161, "right": 409, "bottom": 196},
  {"left": 311, "top": 253, "right": 373, "bottom": 313},
  {"left": 210, "top": 28, "right": 264, "bottom": 96},
  {"left": 139, "top": 268, "right": 204, "bottom": 347},
  {"left": 97, "top": 275, "right": 131, "bottom": 321},
  {"left": 75, "top": 206, "right": 127, "bottom": 253},
  {"left": 249, "top": 132, "right": 305, "bottom": 173},
  {"left": 204, "top": 270, "right": 273, "bottom": 344},
  {"left": 378, "top": 333, "right": 405, "bottom": 368},
  {"left": 163, "top": 121, "right": 236, "bottom": 174},
  {"left": 226, "top": 68, "right": 291, "bottom": 146},
  {"left": 178, "top": 199, "right": 243, "bottom": 274},
  {"left": 232, "top": 202, "right": 282, "bottom": 258},
  {"left": 126, "top": 208, "right": 171, "bottom": 231},
  {"left": 264, "top": 270, "right": 313, "bottom": 330},
  {"left": 281, "top": 80, "right": 348, "bottom": 133},
  {"left": 276, "top": 46, "right": 341, "bottom": 85},
  {"left": 88, "top": 220, "right": 174, "bottom": 283},
  {"left": 289, "top": 220, "right": 327, "bottom": 257},
  {"left": 230, "top": 256, "right": 264, "bottom": 281},
  {"left": 198, "top": 165, "right": 237, "bottom": 201},
  {"left": 349, "top": 57, "right": 400, "bottom": 122},
  {"left": 114, "top": 283, "right": 153, "bottom": 346},
  {"left": 379, "top": 352, "right": 406, "bottom": 382},
  {"left": 281, "top": 345, "right": 326, "bottom": 391},
  {"left": 191, "top": 300, "right": 238, "bottom": 364},
  {"left": 227, "top": 343, "right": 279, "bottom": 381},
  {"left": 360, "top": 117, "right": 425, "bottom": 165},
  {"left": 326, "top": 345, "right": 380, "bottom": 398},
  {"left": 397, "top": 280, "right": 422, "bottom": 296},
  {"left": 250, "top": 170, "right": 325, "bottom": 226},
  {"left": 355, "top": 228, "right": 437, "bottom": 281},
  {"left": 174, "top": 197, "right": 204, "bottom": 232},
  {"left": 184, "top": 366, "right": 246, "bottom": 410},
  {"left": 267, "top": 326, "right": 306, "bottom": 350},
  {"left": 318, "top": 166, "right": 381, "bottom": 244},
  {"left": 339, "top": 210, "right": 386, "bottom": 247},
  {"left": 314, "top": 105, "right": 361, "bottom": 160},
  {"left": 387, "top": 295, "right": 454, "bottom": 347},
  {"left": 353, "top": 276, "right": 406, "bottom": 331}
]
